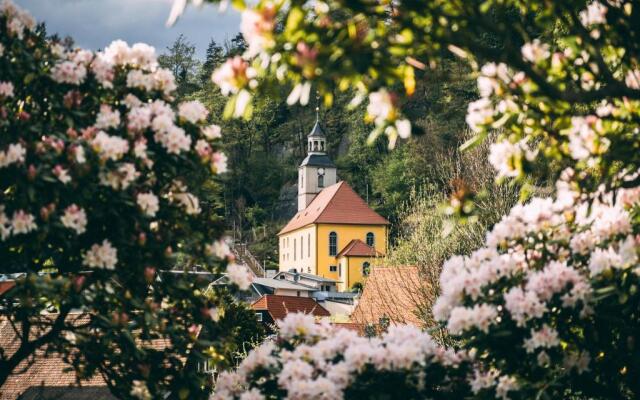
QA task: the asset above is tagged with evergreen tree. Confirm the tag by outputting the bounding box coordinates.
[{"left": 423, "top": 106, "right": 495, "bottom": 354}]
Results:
[
  {"left": 158, "top": 34, "right": 200, "bottom": 97},
  {"left": 200, "top": 38, "right": 224, "bottom": 85}
]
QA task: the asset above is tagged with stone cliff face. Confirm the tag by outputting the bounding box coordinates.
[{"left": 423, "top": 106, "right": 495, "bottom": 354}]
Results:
[{"left": 275, "top": 183, "right": 297, "bottom": 222}]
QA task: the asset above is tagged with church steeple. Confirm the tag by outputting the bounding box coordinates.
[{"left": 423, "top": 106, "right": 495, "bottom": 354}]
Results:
[
  {"left": 297, "top": 107, "right": 337, "bottom": 211},
  {"left": 307, "top": 106, "right": 326, "bottom": 154}
]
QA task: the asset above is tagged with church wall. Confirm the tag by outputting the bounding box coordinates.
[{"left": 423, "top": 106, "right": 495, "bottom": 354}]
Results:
[
  {"left": 316, "top": 224, "right": 388, "bottom": 283},
  {"left": 337, "top": 255, "right": 379, "bottom": 291},
  {"left": 297, "top": 165, "right": 338, "bottom": 211},
  {"left": 277, "top": 225, "right": 317, "bottom": 275}
]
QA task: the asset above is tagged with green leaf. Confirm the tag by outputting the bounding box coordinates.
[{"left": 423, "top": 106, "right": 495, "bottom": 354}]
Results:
[
  {"left": 223, "top": 96, "right": 237, "bottom": 120},
  {"left": 285, "top": 7, "right": 304, "bottom": 34},
  {"left": 459, "top": 132, "right": 487, "bottom": 152}
]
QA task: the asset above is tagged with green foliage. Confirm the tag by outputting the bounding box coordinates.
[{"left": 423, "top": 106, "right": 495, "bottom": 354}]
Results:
[
  {"left": 386, "top": 138, "right": 520, "bottom": 328},
  {"left": 0, "top": 5, "right": 237, "bottom": 399},
  {"left": 159, "top": 34, "right": 201, "bottom": 98}
]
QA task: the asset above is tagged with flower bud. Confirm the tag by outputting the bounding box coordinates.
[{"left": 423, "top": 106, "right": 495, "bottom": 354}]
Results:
[
  {"left": 27, "top": 164, "right": 37, "bottom": 180},
  {"left": 144, "top": 266, "right": 156, "bottom": 283}
]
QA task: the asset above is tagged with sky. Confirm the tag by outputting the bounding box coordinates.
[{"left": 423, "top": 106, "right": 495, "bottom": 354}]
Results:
[{"left": 14, "top": 0, "right": 241, "bottom": 59}]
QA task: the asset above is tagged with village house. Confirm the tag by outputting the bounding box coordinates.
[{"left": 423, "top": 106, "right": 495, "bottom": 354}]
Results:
[
  {"left": 278, "top": 118, "right": 389, "bottom": 291},
  {"left": 251, "top": 294, "right": 331, "bottom": 332}
]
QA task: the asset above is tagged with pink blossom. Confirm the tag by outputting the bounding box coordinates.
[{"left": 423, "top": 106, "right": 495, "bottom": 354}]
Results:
[
  {"left": 0, "top": 81, "right": 14, "bottom": 98},
  {"left": 11, "top": 210, "right": 37, "bottom": 235},
  {"left": 60, "top": 204, "right": 87, "bottom": 235},
  {"left": 82, "top": 239, "right": 118, "bottom": 269}
]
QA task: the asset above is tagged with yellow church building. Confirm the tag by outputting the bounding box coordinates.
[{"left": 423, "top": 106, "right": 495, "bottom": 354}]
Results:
[{"left": 278, "top": 118, "right": 389, "bottom": 291}]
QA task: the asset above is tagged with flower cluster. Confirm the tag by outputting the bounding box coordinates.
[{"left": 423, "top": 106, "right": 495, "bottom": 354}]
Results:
[
  {"left": 213, "top": 314, "right": 470, "bottom": 399},
  {"left": 170, "top": 0, "right": 640, "bottom": 398},
  {"left": 0, "top": 3, "right": 233, "bottom": 398},
  {"left": 432, "top": 175, "right": 640, "bottom": 396}
]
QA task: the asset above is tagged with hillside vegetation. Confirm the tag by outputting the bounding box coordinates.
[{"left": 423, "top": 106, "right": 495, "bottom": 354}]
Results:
[{"left": 160, "top": 34, "right": 479, "bottom": 269}]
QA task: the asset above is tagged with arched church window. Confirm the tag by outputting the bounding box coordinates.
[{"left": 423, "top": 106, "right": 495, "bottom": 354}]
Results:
[
  {"left": 366, "top": 232, "right": 375, "bottom": 247},
  {"left": 362, "top": 262, "right": 371, "bottom": 276},
  {"left": 329, "top": 232, "right": 337, "bottom": 256},
  {"left": 318, "top": 174, "right": 324, "bottom": 188}
]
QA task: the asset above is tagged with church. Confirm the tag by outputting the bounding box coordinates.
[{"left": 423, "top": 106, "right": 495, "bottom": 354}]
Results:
[{"left": 278, "top": 118, "right": 389, "bottom": 291}]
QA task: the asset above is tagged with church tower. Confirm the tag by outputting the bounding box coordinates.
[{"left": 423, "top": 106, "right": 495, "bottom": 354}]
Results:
[{"left": 297, "top": 113, "right": 337, "bottom": 211}]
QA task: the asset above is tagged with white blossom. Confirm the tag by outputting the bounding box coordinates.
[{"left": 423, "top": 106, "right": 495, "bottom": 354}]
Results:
[
  {"left": 99, "top": 163, "right": 139, "bottom": 190},
  {"left": 206, "top": 238, "right": 233, "bottom": 260},
  {"left": 201, "top": 124, "right": 222, "bottom": 140},
  {"left": 212, "top": 56, "right": 256, "bottom": 96},
  {"left": 495, "top": 375, "right": 519, "bottom": 400},
  {"left": 95, "top": 105, "right": 121, "bottom": 130},
  {"left": 11, "top": 210, "right": 36, "bottom": 235},
  {"left": 91, "top": 131, "right": 129, "bottom": 161},
  {"left": 212, "top": 152, "right": 228, "bottom": 173},
  {"left": 0, "top": 81, "right": 14, "bottom": 98},
  {"left": 580, "top": 2, "right": 608, "bottom": 26},
  {"left": 625, "top": 69, "right": 640, "bottom": 90},
  {"left": 240, "top": 4, "right": 276, "bottom": 57},
  {"left": 523, "top": 324, "right": 560, "bottom": 353},
  {"left": 226, "top": 263, "right": 253, "bottom": 290},
  {"left": 130, "top": 380, "right": 151, "bottom": 400},
  {"left": 82, "top": 239, "right": 118, "bottom": 270},
  {"left": 466, "top": 98, "right": 494, "bottom": 132},
  {"left": 178, "top": 100, "right": 208, "bottom": 124},
  {"left": 0, "top": 143, "right": 26, "bottom": 168},
  {"left": 136, "top": 192, "right": 160, "bottom": 217},
  {"left": 521, "top": 39, "right": 551, "bottom": 63},
  {"left": 51, "top": 60, "right": 87, "bottom": 85},
  {"left": 60, "top": 204, "right": 87, "bottom": 235}
]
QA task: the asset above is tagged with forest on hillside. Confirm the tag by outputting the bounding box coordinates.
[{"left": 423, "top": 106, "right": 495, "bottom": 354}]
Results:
[{"left": 158, "top": 32, "right": 509, "bottom": 272}]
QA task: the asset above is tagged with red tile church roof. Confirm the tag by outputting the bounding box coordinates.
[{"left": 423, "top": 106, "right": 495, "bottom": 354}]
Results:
[
  {"left": 278, "top": 181, "right": 389, "bottom": 235},
  {"left": 336, "top": 239, "right": 383, "bottom": 258}
]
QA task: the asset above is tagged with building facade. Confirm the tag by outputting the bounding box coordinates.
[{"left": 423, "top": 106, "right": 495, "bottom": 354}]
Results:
[{"left": 278, "top": 119, "right": 389, "bottom": 291}]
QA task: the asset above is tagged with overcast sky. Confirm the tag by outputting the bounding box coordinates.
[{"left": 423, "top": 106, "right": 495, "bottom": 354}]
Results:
[{"left": 15, "top": 0, "right": 241, "bottom": 58}]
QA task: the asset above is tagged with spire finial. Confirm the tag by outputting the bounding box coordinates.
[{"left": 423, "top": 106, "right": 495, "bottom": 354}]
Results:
[{"left": 315, "top": 91, "right": 320, "bottom": 121}]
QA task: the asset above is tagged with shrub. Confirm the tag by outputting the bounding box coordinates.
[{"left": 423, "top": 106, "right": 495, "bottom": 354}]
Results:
[{"left": 0, "top": 2, "right": 248, "bottom": 398}]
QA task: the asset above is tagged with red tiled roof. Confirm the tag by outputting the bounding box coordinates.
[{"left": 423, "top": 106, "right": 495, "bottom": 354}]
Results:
[
  {"left": 351, "top": 266, "right": 426, "bottom": 328},
  {"left": 0, "top": 315, "right": 106, "bottom": 400},
  {"left": 278, "top": 181, "right": 389, "bottom": 235},
  {"left": 0, "top": 314, "right": 174, "bottom": 400},
  {"left": 336, "top": 239, "right": 383, "bottom": 258},
  {"left": 0, "top": 280, "right": 15, "bottom": 296},
  {"left": 251, "top": 295, "right": 330, "bottom": 321},
  {"left": 331, "top": 322, "right": 366, "bottom": 335}
]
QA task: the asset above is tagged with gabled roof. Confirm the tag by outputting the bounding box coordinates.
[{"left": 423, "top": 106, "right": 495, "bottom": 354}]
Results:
[
  {"left": 0, "top": 315, "right": 107, "bottom": 400},
  {"left": 274, "top": 271, "right": 338, "bottom": 283},
  {"left": 336, "top": 239, "right": 383, "bottom": 258},
  {"left": 331, "top": 322, "right": 365, "bottom": 335},
  {"left": 252, "top": 277, "right": 316, "bottom": 291},
  {"left": 251, "top": 295, "right": 330, "bottom": 321},
  {"left": 278, "top": 181, "right": 389, "bottom": 235},
  {"left": 0, "top": 314, "right": 176, "bottom": 400},
  {"left": 351, "top": 266, "right": 426, "bottom": 328},
  {"left": 0, "top": 280, "right": 15, "bottom": 296}
]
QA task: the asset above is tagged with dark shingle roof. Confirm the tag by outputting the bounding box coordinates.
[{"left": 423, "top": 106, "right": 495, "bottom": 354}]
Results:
[
  {"left": 308, "top": 120, "right": 325, "bottom": 137},
  {"left": 299, "top": 154, "right": 335, "bottom": 168}
]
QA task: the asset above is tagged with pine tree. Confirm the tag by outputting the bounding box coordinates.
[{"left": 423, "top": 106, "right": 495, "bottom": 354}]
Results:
[{"left": 200, "top": 38, "right": 224, "bottom": 85}]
